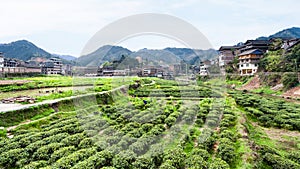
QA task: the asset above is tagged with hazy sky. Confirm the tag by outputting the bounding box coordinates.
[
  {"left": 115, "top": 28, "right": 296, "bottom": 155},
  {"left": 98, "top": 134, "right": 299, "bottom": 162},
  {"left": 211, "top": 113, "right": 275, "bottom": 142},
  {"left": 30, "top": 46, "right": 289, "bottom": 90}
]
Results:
[{"left": 0, "top": 0, "right": 299, "bottom": 56}]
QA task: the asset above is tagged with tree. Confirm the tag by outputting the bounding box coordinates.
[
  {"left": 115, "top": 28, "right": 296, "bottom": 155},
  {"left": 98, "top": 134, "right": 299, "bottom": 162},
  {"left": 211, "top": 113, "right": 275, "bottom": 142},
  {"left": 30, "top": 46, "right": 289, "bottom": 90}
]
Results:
[{"left": 281, "top": 72, "right": 298, "bottom": 90}]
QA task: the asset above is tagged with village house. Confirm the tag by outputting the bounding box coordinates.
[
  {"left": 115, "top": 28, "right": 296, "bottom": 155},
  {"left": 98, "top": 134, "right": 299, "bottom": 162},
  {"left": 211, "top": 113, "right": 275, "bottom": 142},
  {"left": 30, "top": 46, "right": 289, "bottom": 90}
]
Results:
[
  {"left": 97, "top": 66, "right": 128, "bottom": 76},
  {"left": 0, "top": 53, "right": 73, "bottom": 75},
  {"left": 218, "top": 46, "right": 237, "bottom": 73},
  {"left": 239, "top": 40, "right": 270, "bottom": 53},
  {"left": 62, "top": 64, "right": 72, "bottom": 76},
  {"left": 238, "top": 49, "right": 263, "bottom": 76},
  {"left": 4, "top": 58, "right": 19, "bottom": 67},
  {"left": 0, "top": 53, "right": 4, "bottom": 68},
  {"left": 199, "top": 60, "right": 212, "bottom": 76},
  {"left": 282, "top": 38, "right": 300, "bottom": 52},
  {"left": 41, "top": 58, "right": 63, "bottom": 75}
]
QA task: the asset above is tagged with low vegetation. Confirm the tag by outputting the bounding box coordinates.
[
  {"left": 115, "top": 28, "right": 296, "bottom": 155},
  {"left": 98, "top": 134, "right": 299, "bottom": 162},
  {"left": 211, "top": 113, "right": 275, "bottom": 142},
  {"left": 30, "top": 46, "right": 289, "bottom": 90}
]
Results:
[{"left": 0, "top": 77, "right": 299, "bottom": 168}]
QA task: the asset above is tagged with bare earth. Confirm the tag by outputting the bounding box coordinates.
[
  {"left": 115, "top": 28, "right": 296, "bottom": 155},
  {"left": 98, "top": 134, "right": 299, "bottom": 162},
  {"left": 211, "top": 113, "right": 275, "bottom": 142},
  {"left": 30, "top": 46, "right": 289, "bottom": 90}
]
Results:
[
  {"left": 239, "top": 75, "right": 261, "bottom": 90},
  {"left": 283, "top": 86, "right": 300, "bottom": 98},
  {"left": 0, "top": 80, "right": 32, "bottom": 85}
]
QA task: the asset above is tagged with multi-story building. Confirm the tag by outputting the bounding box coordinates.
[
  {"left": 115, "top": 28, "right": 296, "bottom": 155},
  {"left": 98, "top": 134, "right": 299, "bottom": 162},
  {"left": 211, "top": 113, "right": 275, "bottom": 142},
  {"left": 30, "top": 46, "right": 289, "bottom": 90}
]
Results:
[
  {"left": 0, "top": 53, "right": 4, "bottom": 68},
  {"left": 238, "top": 49, "right": 263, "bottom": 76},
  {"left": 41, "top": 58, "right": 63, "bottom": 75},
  {"left": 199, "top": 60, "right": 211, "bottom": 76},
  {"left": 4, "top": 58, "right": 18, "bottom": 67},
  {"left": 239, "top": 40, "right": 270, "bottom": 53},
  {"left": 218, "top": 46, "right": 237, "bottom": 71}
]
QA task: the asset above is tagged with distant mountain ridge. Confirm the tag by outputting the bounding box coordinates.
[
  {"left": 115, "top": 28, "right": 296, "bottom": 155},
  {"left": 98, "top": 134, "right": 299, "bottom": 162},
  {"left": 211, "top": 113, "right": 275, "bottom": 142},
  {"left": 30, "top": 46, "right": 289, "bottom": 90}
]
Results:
[
  {"left": 52, "top": 54, "right": 77, "bottom": 61},
  {"left": 257, "top": 27, "right": 300, "bottom": 40},
  {"left": 77, "top": 45, "right": 132, "bottom": 66},
  {"left": 0, "top": 40, "right": 51, "bottom": 61},
  {"left": 0, "top": 40, "right": 76, "bottom": 64},
  {"left": 3, "top": 26, "right": 299, "bottom": 67},
  {"left": 78, "top": 45, "right": 218, "bottom": 66}
]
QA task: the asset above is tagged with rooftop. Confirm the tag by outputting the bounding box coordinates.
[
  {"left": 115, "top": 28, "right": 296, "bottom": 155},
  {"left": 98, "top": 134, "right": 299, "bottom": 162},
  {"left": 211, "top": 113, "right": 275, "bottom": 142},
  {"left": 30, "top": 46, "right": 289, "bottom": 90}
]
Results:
[
  {"left": 219, "top": 46, "right": 238, "bottom": 51},
  {"left": 244, "top": 40, "right": 271, "bottom": 45},
  {"left": 238, "top": 49, "right": 263, "bottom": 56}
]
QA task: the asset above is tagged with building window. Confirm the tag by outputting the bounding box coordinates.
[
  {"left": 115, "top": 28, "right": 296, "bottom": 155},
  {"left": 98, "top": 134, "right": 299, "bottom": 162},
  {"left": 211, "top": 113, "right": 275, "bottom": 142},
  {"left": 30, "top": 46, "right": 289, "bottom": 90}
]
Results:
[
  {"left": 255, "top": 64, "right": 258, "bottom": 67},
  {"left": 246, "top": 64, "right": 249, "bottom": 67}
]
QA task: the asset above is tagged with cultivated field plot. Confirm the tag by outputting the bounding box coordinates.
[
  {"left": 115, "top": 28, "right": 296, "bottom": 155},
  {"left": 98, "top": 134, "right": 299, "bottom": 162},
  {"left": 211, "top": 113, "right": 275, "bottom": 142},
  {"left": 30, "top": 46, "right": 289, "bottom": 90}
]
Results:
[
  {"left": 0, "top": 76, "right": 133, "bottom": 104},
  {"left": 0, "top": 78, "right": 299, "bottom": 169}
]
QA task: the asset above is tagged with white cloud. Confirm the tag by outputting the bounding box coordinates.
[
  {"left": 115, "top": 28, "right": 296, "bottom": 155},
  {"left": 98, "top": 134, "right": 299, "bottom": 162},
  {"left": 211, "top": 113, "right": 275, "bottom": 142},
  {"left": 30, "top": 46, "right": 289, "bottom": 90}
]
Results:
[
  {"left": 0, "top": 0, "right": 299, "bottom": 55},
  {"left": 0, "top": 0, "right": 145, "bottom": 37}
]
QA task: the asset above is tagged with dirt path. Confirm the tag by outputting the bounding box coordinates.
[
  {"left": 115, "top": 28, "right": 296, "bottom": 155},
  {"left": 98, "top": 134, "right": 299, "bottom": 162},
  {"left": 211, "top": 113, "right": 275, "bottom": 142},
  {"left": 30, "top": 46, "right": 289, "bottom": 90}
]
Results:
[{"left": 0, "top": 80, "right": 32, "bottom": 85}]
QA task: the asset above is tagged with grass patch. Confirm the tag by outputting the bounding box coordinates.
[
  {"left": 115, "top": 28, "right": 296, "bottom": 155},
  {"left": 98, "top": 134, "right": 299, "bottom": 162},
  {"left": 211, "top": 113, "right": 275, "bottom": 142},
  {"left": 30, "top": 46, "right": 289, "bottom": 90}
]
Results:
[
  {"left": 31, "top": 108, "right": 55, "bottom": 120},
  {"left": 252, "top": 87, "right": 282, "bottom": 95},
  {"left": 0, "top": 129, "right": 7, "bottom": 137}
]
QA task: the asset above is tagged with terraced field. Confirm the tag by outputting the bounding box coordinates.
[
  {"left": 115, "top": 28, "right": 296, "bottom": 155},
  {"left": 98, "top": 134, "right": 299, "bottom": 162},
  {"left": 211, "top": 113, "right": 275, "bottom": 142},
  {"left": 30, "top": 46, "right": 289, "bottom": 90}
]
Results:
[{"left": 0, "top": 78, "right": 299, "bottom": 169}]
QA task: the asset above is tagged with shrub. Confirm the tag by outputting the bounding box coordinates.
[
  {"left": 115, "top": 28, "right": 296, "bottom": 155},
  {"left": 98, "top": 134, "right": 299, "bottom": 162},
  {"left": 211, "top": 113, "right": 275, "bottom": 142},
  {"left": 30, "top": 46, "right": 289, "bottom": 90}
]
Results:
[
  {"left": 0, "top": 148, "right": 29, "bottom": 168},
  {"left": 49, "top": 146, "right": 77, "bottom": 163},
  {"left": 263, "top": 153, "right": 300, "bottom": 169},
  {"left": 217, "top": 138, "right": 236, "bottom": 164},
  {"left": 112, "top": 150, "right": 137, "bottom": 169},
  {"left": 185, "top": 155, "right": 208, "bottom": 169},
  {"left": 132, "top": 156, "right": 154, "bottom": 169},
  {"left": 281, "top": 72, "right": 298, "bottom": 90},
  {"left": 208, "top": 158, "right": 230, "bottom": 169},
  {"left": 286, "top": 151, "right": 300, "bottom": 164},
  {"left": 33, "top": 143, "right": 64, "bottom": 160},
  {"left": 163, "top": 147, "right": 186, "bottom": 169}
]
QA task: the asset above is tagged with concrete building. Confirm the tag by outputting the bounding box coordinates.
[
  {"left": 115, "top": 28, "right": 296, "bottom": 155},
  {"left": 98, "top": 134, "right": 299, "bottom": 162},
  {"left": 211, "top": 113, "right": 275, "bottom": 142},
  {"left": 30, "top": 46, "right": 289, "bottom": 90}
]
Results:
[
  {"left": 218, "top": 46, "right": 237, "bottom": 70},
  {"left": 97, "top": 66, "right": 128, "bottom": 76},
  {"left": 41, "top": 58, "right": 63, "bottom": 75},
  {"left": 238, "top": 49, "right": 263, "bottom": 76},
  {"left": 199, "top": 60, "right": 211, "bottom": 76},
  {"left": 4, "top": 58, "right": 18, "bottom": 67},
  {"left": 0, "top": 53, "right": 4, "bottom": 68},
  {"left": 62, "top": 64, "right": 72, "bottom": 76}
]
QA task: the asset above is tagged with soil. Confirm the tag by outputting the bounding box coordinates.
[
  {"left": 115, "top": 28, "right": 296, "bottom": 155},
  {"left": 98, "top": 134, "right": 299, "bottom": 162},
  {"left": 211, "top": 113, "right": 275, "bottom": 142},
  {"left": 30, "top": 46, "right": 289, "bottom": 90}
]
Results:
[
  {"left": 239, "top": 75, "right": 261, "bottom": 90},
  {"left": 0, "top": 80, "right": 32, "bottom": 85},
  {"left": 263, "top": 127, "right": 300, "bottom": 142},
  {"left": 282, "top": 86, "right": 300, "bottom": 98}
]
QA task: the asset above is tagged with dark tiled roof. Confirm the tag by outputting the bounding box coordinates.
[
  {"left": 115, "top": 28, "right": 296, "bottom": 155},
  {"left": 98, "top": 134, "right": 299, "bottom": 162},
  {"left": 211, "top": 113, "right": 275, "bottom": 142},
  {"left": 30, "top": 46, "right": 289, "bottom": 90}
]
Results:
[
  {"left": 245, "top": 40, "right": 271, "bottom": 45},
  {"left": 238, "top": 49, "right": 263, "bottom": 56},
  {"left": 219, "top": 46, "right": 237, "bottom": 51}
]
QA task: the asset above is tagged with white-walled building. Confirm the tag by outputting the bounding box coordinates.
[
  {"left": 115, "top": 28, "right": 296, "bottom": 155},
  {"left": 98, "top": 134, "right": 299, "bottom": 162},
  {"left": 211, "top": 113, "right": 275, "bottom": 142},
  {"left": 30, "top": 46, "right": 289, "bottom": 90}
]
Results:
[
  {"left": 238, "top": 49, "right": 263, "bottom": 76},
  {"left": 0, "top": 53, "right": 4, "bottom": 68}
]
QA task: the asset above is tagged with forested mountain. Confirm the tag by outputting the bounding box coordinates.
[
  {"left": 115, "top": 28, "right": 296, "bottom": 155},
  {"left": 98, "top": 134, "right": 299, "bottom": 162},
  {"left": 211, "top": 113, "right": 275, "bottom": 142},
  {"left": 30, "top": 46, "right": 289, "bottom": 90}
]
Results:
[
  {"left": 77, "top": 46, "right": 218, "bottom": 66},
  {"left": 257, "top": 27, "right": 300, "bottom": 40},
  {"left": 0, "top": 40, "right": 52, "bottom": 61}
]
